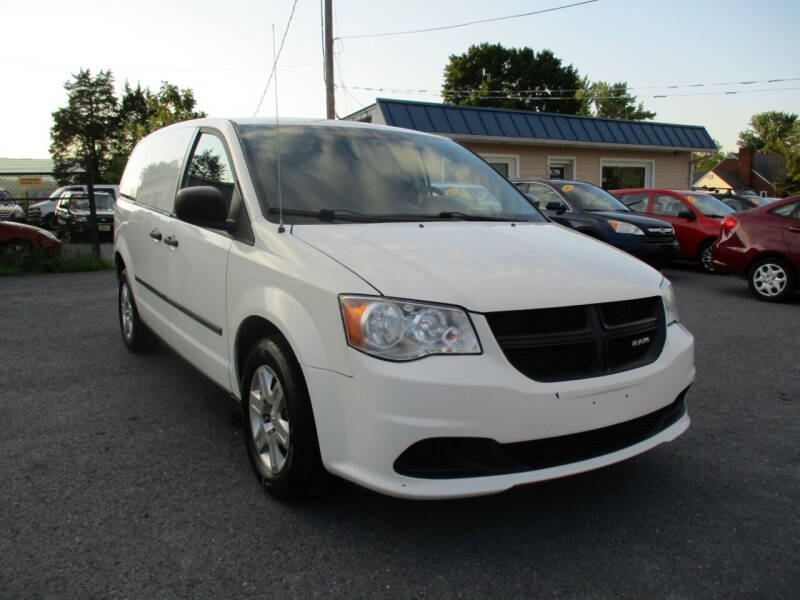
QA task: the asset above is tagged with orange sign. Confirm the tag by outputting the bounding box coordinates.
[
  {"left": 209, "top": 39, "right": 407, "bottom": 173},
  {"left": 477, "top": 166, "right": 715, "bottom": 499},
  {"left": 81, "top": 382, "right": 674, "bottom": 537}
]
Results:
[{"left": 17, "top": 176, "right": 43, "bottom": 186}]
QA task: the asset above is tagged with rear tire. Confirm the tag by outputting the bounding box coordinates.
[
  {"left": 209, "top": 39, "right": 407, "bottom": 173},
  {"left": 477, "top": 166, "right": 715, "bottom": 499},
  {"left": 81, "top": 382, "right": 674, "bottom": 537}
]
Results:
[
  {"left": 241, "top": 336, "right": 331, "bottom": 500},
  {"left": 748, "top": 256, "right": 796, "bottom": 302},
  {"left": 118, "top": 269, "right": 155, "bottom": 352},
  {"left": 42, "top": 214, "right": 56, "bottom": 230},
  {"left": 698, "top": 240, "right": 715, "bottom": 274}
]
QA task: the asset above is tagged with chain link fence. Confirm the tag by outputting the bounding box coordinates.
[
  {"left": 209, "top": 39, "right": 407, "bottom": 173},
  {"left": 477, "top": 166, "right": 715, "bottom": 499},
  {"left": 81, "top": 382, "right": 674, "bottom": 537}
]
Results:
[{"left": 0, "top": 171, "right": 84, "bottom": 222}]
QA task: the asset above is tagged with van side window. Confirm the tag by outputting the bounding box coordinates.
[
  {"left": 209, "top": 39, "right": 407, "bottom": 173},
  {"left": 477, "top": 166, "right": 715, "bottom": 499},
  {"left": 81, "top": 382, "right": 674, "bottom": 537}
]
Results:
[
  {"left": 182, "top": 133, "right": 235, "bottom": 208},
  {"left": 119, "top": 127, "right": 195, "bottom": 213}
]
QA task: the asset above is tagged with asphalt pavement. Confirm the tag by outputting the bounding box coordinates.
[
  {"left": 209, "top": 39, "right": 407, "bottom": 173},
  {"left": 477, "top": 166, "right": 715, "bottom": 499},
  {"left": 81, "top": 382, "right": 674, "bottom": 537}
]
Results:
[{"left": 1, "top": 266, "right": 798, "bottom": 599}]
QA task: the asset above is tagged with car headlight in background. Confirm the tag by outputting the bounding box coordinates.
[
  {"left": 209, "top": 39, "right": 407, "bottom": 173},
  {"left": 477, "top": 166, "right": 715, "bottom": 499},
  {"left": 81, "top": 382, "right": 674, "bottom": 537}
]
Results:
[
  {"left": 607, "top": 220, "right": 644, "bottom": 235},
  {"left": 660, "top": 277, "right": 679, "bottom": 325},
  {"left": 74, "top": 215, "right": 87, "bottom": 223},
  {"left": 340, "top": 296, "right": 481, "bottom": 360}
]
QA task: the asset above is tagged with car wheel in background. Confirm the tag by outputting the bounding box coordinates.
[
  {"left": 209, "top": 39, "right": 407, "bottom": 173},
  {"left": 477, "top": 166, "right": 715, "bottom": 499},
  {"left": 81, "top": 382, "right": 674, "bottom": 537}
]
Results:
[
  {"left": 241, "top": 335, "right": 331, "bottom": 500},
  {"left": 0, "top": 239, "right": 32, "bottom": 267},
  {"left": 118, "top": 269, "right": 155, "bottom": 352},
  {"left": 748, "top": 257, "right": 796, "bottom": 302},
  {"left": 42, "top": 214, "right": 56, "bottom": 230},
  {"left": 698, "top": 240, "right": 716, "bottom": 274}
]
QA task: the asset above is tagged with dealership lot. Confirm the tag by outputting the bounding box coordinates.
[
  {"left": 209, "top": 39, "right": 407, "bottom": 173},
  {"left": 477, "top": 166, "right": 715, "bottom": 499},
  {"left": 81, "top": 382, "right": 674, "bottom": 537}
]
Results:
[{"left": 1, "top": 267, "right": 798, "bottom": 599}]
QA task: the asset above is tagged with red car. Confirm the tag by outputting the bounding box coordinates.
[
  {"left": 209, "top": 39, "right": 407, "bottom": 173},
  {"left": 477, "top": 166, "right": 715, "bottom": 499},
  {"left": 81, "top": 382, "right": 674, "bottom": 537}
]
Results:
[
  {"left": 712, "top": 196, "right": 800, "bottom": 302},
  {"left": 0, "top": 221, "right": 62, "bottom": 266},
  {"left": 610, "top": 188, "right": 734, "bottom": 273}
]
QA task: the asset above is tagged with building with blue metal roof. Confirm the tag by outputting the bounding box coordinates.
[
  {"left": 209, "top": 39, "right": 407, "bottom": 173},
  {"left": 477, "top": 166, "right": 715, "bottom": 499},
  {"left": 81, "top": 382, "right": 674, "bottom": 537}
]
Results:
[{"left": 345, "top": 98, "right": 717, "bottom": 190}]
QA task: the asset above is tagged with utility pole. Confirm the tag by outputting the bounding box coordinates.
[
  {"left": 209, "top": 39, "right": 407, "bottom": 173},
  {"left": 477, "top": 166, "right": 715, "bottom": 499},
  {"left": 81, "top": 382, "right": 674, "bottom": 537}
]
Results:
[{"left": 324, "top": 0, "right": 335, "bottom": 119}]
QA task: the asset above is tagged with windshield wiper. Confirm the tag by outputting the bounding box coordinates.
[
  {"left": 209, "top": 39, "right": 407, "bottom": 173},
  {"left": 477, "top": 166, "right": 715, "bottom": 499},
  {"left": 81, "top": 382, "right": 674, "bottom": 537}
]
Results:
[
  {"left": 268, "top": 207, "right": 383, "bottom": 222},
  {"left": 436, "top": 211, "right": 526, "bottom": 222}
]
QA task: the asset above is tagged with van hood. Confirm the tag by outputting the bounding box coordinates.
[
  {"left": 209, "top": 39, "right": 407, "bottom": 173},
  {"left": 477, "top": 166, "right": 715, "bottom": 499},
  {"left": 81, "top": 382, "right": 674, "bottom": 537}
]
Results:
[{"left": 292, "top": 221, "right": 663, "bottom": 312}]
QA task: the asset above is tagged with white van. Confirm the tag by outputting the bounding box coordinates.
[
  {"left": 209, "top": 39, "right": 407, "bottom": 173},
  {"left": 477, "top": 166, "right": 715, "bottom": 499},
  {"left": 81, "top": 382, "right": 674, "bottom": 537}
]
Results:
[{"left": 115, "top": 118, "right": 694, "bottom": 500}]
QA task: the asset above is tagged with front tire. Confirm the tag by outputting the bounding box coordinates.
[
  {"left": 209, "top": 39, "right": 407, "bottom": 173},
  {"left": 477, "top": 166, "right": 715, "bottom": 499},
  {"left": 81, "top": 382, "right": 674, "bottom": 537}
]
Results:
[
  {"left": 118, "top": 269, "right": 155, "bottom": 352},
  {"left": 0, "top": 239, "right": 32, "bottom": 267},
  {"left": 241, "top": 336, "right": 330, "bottom": 500},
  {"left": 748, "top": 257, "right": 796, "bottom": 302}
]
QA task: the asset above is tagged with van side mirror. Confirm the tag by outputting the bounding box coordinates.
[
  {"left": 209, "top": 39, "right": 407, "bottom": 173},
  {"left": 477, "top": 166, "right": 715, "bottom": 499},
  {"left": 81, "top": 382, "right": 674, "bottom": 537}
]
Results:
[
  {"left": 175, "top": 187, "right": 229, "bottom": 228},
  {"left": 546, "top": 201, "right": 567, "bottom": 214},
  {"left": 677, "top": 210, "right": 696, "bottom": 220}
]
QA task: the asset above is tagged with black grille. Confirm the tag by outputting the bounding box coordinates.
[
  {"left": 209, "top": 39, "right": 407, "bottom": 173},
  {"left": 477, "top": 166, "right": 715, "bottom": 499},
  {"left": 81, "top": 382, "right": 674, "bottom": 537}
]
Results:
[
  {"left": 600, "top": 296, "right": 659, "bottom": 327},
  {"left": 394, "top": 392, "right": 688, "bottom": 478},
  {"left": 487, "top": 305, "right": 586, "bottom": 336},
  {"left": 486, "top": 297, "right": 665, "bottom": 382}
]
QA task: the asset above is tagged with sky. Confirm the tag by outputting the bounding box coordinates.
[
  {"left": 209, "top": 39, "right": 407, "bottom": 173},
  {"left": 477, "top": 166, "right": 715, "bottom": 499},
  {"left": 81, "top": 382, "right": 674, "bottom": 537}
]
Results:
[{"left": 1, "top": 0, "right": 799, "bottom": 159}]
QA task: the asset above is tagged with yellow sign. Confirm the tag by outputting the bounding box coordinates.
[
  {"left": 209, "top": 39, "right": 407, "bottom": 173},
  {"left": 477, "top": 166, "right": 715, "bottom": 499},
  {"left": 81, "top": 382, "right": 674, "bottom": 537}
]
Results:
[
  {"left": 17, "top": 176, "right": 43, "bottom": 186},
  {"left": 562, "top": 184, "right": 574, "bottom": 192},
  {"left": 445, "top": 188, "right": 458, "bottom": 196}
]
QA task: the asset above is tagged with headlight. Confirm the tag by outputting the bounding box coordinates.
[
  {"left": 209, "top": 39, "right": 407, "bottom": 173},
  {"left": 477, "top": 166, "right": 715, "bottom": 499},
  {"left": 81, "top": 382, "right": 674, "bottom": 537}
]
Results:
[
  {"left": 607, "top": 220, "right": 644, "bottom": 235},
  {"left": 340, "top": 296, "right": 481, "bottom": 361},
  {"left": 74, "top": 215, "right": 87, "bottom": 222},
  {"left": 660, "top": 277, "right": 679, "bottom": 325}
]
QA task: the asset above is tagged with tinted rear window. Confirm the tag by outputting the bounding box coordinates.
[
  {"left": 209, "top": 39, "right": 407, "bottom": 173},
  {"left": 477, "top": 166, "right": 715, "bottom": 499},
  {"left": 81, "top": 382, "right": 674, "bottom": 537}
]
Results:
[{"left": 119, "top": 127, "right": 195, "bottom": 213}]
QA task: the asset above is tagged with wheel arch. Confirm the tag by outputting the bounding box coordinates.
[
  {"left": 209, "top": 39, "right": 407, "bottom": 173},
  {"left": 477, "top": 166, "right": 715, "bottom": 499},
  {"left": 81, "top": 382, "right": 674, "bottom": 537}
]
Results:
[{"left": 234, "top": 316, "right": 290, "bottom": 390}]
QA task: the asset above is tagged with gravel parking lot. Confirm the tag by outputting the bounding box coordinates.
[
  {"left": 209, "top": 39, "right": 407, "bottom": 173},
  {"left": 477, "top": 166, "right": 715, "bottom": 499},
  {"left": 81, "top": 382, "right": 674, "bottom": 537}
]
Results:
[{"left": 1, "top": 266, "right": 798, "bottom": 599}]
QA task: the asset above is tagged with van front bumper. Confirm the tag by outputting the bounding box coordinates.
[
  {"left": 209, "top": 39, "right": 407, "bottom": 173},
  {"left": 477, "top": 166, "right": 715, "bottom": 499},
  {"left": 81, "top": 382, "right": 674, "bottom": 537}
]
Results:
[{"left": 304, "top": 318, "right": 694, "bottom": 499}]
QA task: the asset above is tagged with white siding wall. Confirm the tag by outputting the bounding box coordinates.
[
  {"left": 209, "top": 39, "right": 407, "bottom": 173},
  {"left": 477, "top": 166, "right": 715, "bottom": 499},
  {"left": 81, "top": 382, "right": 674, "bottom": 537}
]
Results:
[{"left": 465, "top": 142, "right": 692, "bottom": 189}]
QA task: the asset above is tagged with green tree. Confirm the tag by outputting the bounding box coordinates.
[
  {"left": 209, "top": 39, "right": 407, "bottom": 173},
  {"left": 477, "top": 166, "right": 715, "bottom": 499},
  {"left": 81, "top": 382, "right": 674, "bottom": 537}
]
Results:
[
  {"left": 737, "top": 111, "right": 798, "bottom": 152},
  {"left": 442, "top": 44, "right": 582, "bottom": 114},
  {"left": 50, "top": 69, "right": 120, "bottom": 183},
  {"left": 576, "top": 79, "right": 656, "bottom": 120},
  {"left": 51, "top": 72, "right": 205, "bottom": 183},
  {"left": 775, "top": 120, "right": 800, "bottom": 195}
]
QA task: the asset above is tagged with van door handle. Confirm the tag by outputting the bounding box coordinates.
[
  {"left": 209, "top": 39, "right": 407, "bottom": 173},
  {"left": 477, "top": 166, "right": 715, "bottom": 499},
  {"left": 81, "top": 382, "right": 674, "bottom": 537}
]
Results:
[
  {"left": 164, "top": 235, "right": 179, "bottom": 248},
  {"left": 149, "top": 229, "right": 162, "bottom": 241},
  {"left": 788, "top": 226, "right": 800, "bottom": 233}
]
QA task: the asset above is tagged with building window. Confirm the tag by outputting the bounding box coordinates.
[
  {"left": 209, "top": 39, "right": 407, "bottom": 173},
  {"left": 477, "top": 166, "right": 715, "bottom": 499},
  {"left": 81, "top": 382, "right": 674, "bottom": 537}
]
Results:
[
  {"left": 480, "top": 154, "right": 519, "bottom": 179},
  {"left": 547, "top": 156, "right": 576, "bottom": 180},
  {"left": 600, "top": 159, "right": 654, "bottom": 190}
]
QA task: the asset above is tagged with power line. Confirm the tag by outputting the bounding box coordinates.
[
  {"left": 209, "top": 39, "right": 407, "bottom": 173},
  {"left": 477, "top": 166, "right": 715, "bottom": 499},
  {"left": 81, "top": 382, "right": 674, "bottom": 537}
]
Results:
[
  {"left": 253, "top": 0, "right": 300, "bottom": 117},
  {"left": 345, "top": 77, "right": 800, "bottom": 96},
  {"left": 338, "top": 85, "right": 800, "bottom": 101},
  {"left": 338, "top": 0, "right": 599, "bottom": 40}
]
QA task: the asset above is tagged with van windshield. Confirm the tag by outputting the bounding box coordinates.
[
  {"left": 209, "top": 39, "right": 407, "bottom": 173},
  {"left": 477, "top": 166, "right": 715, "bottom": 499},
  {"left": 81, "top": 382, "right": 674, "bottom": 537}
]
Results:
[{"left": 236, "top": 124, "right": 545, "bottom": 223}]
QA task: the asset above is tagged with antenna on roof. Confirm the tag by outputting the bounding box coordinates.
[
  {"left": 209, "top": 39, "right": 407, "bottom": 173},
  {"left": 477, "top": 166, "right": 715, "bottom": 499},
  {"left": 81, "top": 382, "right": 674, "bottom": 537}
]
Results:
[{"left": 273, "top": 23, "right": 285, "bottom": 234}]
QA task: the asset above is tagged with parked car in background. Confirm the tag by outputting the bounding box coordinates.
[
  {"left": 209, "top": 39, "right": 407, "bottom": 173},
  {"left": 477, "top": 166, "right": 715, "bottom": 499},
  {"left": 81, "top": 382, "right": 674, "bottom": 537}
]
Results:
[
  {"left": 611, "top": 188, "right": 735, "bottom": 273},
  {"left": 0, "top": 221, "right": 62, "bottom": 266},
  {"left": 28, "top": 184, "right": 119, "bottom": 230},
  {"left": 55, "top": 191, "right": 115, "bottom": 241},
  {"left": 514, "top": 179, "right": 679, "bottom": 267},
  {"left": 0, "top": 188, "right": 25, "bottom": 222},
  {"left": 712, "top": 196, "right": 800, "bottom": 302},
  {"left": 709, "top": 193, "right": 759, "bottom": 212},
  {"left": 115, "top": 118, "right": 693, "bottom": 500}
]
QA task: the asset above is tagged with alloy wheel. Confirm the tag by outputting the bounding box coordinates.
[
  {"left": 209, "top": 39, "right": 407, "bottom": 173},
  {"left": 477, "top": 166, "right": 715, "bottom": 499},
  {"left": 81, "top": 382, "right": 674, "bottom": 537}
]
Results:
[
  {"left": 120, "top": 280, "right": 135, "bottom": 342},
  {"left": 248, "top": 365, "right": 291, "bottom": 475}
]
